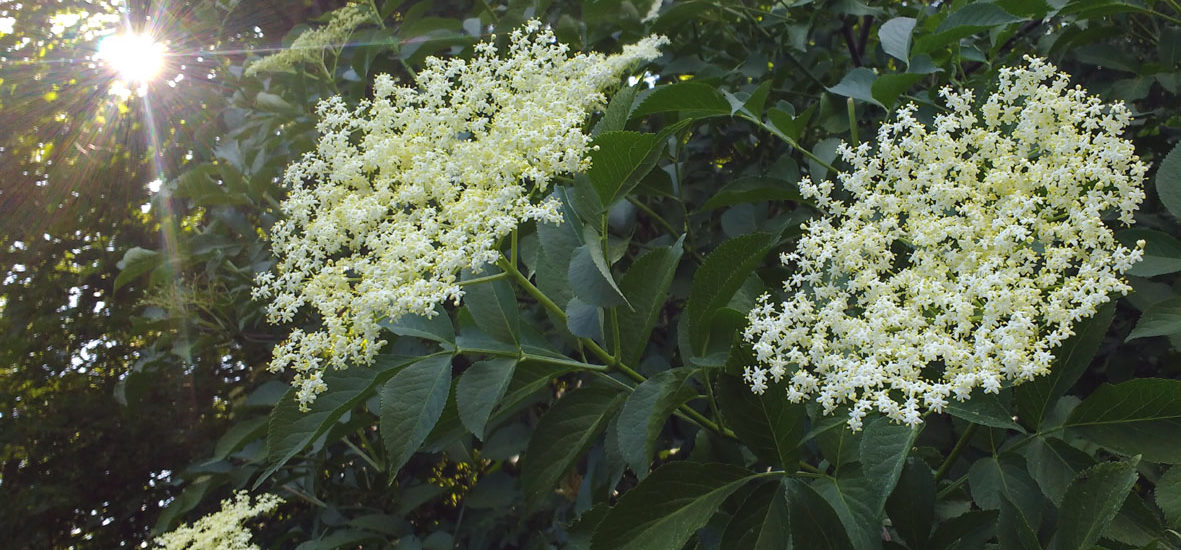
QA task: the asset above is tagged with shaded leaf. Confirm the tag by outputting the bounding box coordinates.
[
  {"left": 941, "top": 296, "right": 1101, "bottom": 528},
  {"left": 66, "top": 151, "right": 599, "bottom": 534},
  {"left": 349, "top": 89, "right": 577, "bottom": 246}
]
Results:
[
  {"left": 719, "top": 479, "right": 790, "bottom": 550},
  {"left": 570, "top": 243, "right": 628, "bottom": 308},
  {"left": 461, "top": 275, "right": 519, "bottom": 345},
  {"left": 455, "top": 358, "right": 517, "bottom": 440},
  {"left": 613, "top": 239, "right": 684, "bottom": 366},
  {"left": 879, "top": 17, "right": 916, "bottom": 62},
  {"left": 521, "top": 387, "right": 625, "bottom": 507},
  {"left": 590, "top": 462, "right": 759, "bottom": 550},
  {"left": 786, "top": 478, "right": 855, "bottom": 550},
  {"left": 380, "top": 354, "right": 454, "bottom": 473},
  {"left": 1066, "top": 378, "right": 1181, "bottom": 463},
  {"left": 630, "top": 82, "right": 732, "bottom": 119},
  {"left": 588, "top": 131, "right": 662, "bottom": 206},
  {"left": 1049, "top": 459, "right": 1139, "bottom": 550},
  {"left": 616, "top": 368, "right": 699, "bottom": 475},
  {"left": 686, "top": 233, "right": 777, "bottom": 354}
]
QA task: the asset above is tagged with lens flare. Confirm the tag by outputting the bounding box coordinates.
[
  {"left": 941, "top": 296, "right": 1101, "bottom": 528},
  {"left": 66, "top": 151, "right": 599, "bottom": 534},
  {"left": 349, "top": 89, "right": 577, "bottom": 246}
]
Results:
[{"left": 98, "top": 33, "right": 166, "bottom": 83}]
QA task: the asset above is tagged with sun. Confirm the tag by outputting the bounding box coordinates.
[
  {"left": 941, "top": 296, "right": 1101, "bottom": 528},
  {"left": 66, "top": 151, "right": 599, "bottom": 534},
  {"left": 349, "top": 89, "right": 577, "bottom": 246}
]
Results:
[{"left": 98, "top": 32, "right": 167, "bottom": 84}]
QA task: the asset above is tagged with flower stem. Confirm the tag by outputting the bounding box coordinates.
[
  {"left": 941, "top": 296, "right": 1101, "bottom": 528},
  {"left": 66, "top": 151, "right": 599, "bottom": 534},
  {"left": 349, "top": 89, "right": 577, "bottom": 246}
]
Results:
[{"left": 934, "top": 422, "right": 978, "bottom": 481}]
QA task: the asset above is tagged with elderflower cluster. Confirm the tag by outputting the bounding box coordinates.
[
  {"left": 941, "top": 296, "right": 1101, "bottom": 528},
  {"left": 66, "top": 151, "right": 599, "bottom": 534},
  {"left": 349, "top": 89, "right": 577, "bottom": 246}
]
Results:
[
  {"left": 155, "top": 492, "right": 283, "bottom": 550},
  {"left": 253, "top": 21, "right": 667, "bottom": 408},
  {"left": 244, "top": 3, "right": 375, "bottom": 76},
  {"left": 743, "top": 58, "right": 1147, "bottom": 430}
]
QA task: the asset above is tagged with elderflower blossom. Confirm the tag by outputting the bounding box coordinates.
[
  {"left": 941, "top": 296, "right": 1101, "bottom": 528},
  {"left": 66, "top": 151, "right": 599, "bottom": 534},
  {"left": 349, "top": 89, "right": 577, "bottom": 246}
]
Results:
[
  {"left": 244, "top": 3, "right": 375, "bottom": 76},
  {"left": 253, "top": 21, "right": 668, "bottom": 409},
  {"left": 743, "top": 57, "right": 1147, "bottom": 430},
  {"left": 155, "top": 491, "right": 283, "bottom": 550}
]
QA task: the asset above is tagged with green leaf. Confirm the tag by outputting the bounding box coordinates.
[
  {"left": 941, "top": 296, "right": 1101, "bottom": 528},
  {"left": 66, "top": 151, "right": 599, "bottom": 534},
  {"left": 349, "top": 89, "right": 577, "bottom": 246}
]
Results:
[
  {"left": 569, "top": 243, "right": 629, "bottom": 308},
  {"left": 380, "top": 354, "right": 454, "bottom": 473},
  {"left": 461, "top": 275, "right": 519, "bottom": 345},
  {"left": 1156, "top": 465, "right": 1181, "bottom": 528},
  {"left": 766, "top": 106, "right": 813, "bottom": 143},
  {"left": 455, "top": 358, "right": 517, "bottom": 440},
  {"left": 827, "top": 67, "right": 881, "bottom": 107},
  {"left": 613, "top": 239, "right": 684, "bottom": 366},
  {"left": 630, "top": 82, "right": 732, "bottom": 119},
  {"left": 1158, "top": 142, "right": 1181, "bottom": 220},
  {"left": 1048, "top": 460, "right": 1139, "bottom": 550},
  {"left": 969, "top": 454, "right": 1045, "bottom": 548},
  {"left": 587, "top": 131, "right": 662, "bottom": 206},
  {"left": 380, "top": 308, "right": 454, "bottom": 345},
  {"left": 698, "top": 177, "right": 805, "bottom": 212},
  {"left": 870, "top": 73, "right": 923, "bottom": 109},
  {"left": 1014, "top": 302, "right": 1114, "bottom": 430},
  {"left": 114, "top": 247, "right": 161, "bottom": 290},
  {"left": 719, "top": 480, "right": 790, "bottom": 550},
  {"left": 1119, "top": 228, "right": 1181, "bottom": 277},
  {"left": 520, "top": 386, "right": 625, "bottom": 507},
  {"left": 590, "top": 461, "right": 760, "bottom": 550},
  {"left": 785, "top": 479, "right": 855, "bottom": 550},
  {"left": 936, "top": 3, "right": 1022, "bottom": 32},
  {"left": 686, "top": 232, "right": 777, "bottom": 355},
  {"left": 946, "top": 388, "right": 1024, "bottom": 431},
  {"left": 1066, "top": 378, "right": 1181, "bottom": 463},
  {"left": 1127, "top": 295, "right": 1181, "bottom": 341},
  {"left": 616, "top": 368, "right": 699, "bottom": 475},
  {"left": 594, "top": 84, "right": 639, "bottom": 136},
  {"left": 256, "top": 353, "right": 419, "bottom": 487},
  {"left": 566, "top": 297, "right": 603, "bottom": 341},
  {"left": 879, "top": 17, "right": 916, "bottom": 63},
  {"left": 212, "top": 416, "right": 267, "bottom": 460},
  {"left": 914, "top": 4, "right": 1023, "bottom": 54},
  {"left": 815, "top": 416, "right": 919, "bottom": 549},
  {"left": 885, "top": 457, "right": 936, "bottom": 549},
  {"left": 715, "top": 374, "right": 806, "bottom": 470},
  {"left": 1023, "top": 436, "right": 1095, "bottom": 506}
]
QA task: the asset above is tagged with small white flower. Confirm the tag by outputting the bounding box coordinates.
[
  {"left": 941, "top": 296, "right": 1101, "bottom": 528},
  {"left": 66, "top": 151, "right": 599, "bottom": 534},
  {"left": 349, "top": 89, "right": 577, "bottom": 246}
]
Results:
[
  {"left": 744, "top": 57, "right": 1146, "bottom": 430},
  {"left": 255, "top": 22, "right": 667, "bottom": 409},
  {"left": 155, "top": 492, "right": 283, "bottom": 550}
]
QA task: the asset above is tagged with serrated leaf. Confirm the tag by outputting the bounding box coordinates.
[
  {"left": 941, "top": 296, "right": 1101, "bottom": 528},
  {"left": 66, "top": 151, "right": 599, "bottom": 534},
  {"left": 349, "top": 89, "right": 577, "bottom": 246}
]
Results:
[
  {"left": 1127, "top": 295, "right": 1181, "bottom": 341},
  {"left": 455, "top": 358, "right": 516, "bottom": 439},
  {"left": 521, "top": 387, "right": 625, "bottom": 507},
  {"left": 716, "top": 374, "right": 806, "bottom": 470},
  {"left": 381, "top": 307, "right": 454, "bottom": 344},
  {"left": 594, "top": 84, "right": 639, "bottom": 136},
  {"left": 946, "top": 388, "right": 1024, "bottom": 431},
  {"left": 1023, "top": 436, "right": 1095, "bottom": 505},
  {"left": 212, "top": 416, "right": 267, "bottom": 460},
  {"left": 256, "top": 354, "right": 419, "bottom": 487},
  {"left": 380, "top": 354, "right": 454, "bottom": 473},
  {"left": 720, "top": 479, "right": 790, "bottom": 550},
  {"left": 870, "top": 73, "right": 923, "bottom": 109},
  {"left": 587, "top": 131, "right": 662, "bottom": 206},
  {"left": 1049, "top": 460, "right": 1140, "bottom": 550},
  {"left": 630, "top": 81, "right": 732, "bottom": 119},
  {"left": 687, "top": 233, "right": 777, "bottom": 355},
  {"left": 1157, "top": 465, "right": 1181, "bottom": 528},
  {"left": 885, "top": 457, "right": 935, "bottom": 549},
  {"left": 814, "top": 416, "right": 918, "bottom": 550},
  {"left": 935, "top": 3, "right": 1022, "bottom": 32},
  {"left": 590, "top": 462, "right": 759, "bottom": 550},
  {"left": 879, "top": 17, "right": 916, "bottom": 62},
  {"left": 616, "top": 368, "right": 699, "bottom": 475},
  {"left": 461, "top": 275, "right": 519, "bottom": 345},
  {"left": 114, "top": 247, "right": 161, "bottom": 290},
  {"left": 613, "top": 239, "right": 684, "bottom": 366},
  {"left": 827, "top": 67, "right": 881, "bottom": 107},
  {"left": 569, "top": 243, "right": 628, "bottom": 308},
  {"left": 1014, "top": 302, "right": 1114, "bottom": 430},
  {"left": 786, "top": 478, "right": 855, "bottom": 550},
  {"left": 566, "top": 297, "right": 603, "bottom": 340},
  {"left": 1066, "top": 378, "right": 1181, "bottom": 463},
  {"left": 698, "top": 177, "right": 805, "bottom": 212}
]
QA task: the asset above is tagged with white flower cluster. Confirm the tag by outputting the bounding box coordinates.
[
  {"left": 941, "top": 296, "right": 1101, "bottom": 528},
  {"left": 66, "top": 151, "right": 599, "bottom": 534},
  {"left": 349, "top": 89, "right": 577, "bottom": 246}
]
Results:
[
  {"left": 244, "top": 3, "right": 375, "bottom": 76},
  {"left": 743, "top": 58, "right": 1147, "bottom": 430},
  {"left": 253, "top": 21, "right": 667, "bottom": 409},
  {"left": 155, "top": 491, "right": 283, "bottom": 550}
]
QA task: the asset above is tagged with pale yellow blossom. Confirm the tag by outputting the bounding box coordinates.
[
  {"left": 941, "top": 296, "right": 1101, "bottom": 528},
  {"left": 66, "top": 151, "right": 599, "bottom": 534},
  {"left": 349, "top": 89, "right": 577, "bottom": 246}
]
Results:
[{"left": 744, "top": 58, "right": 1147, "bottom": 430}]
